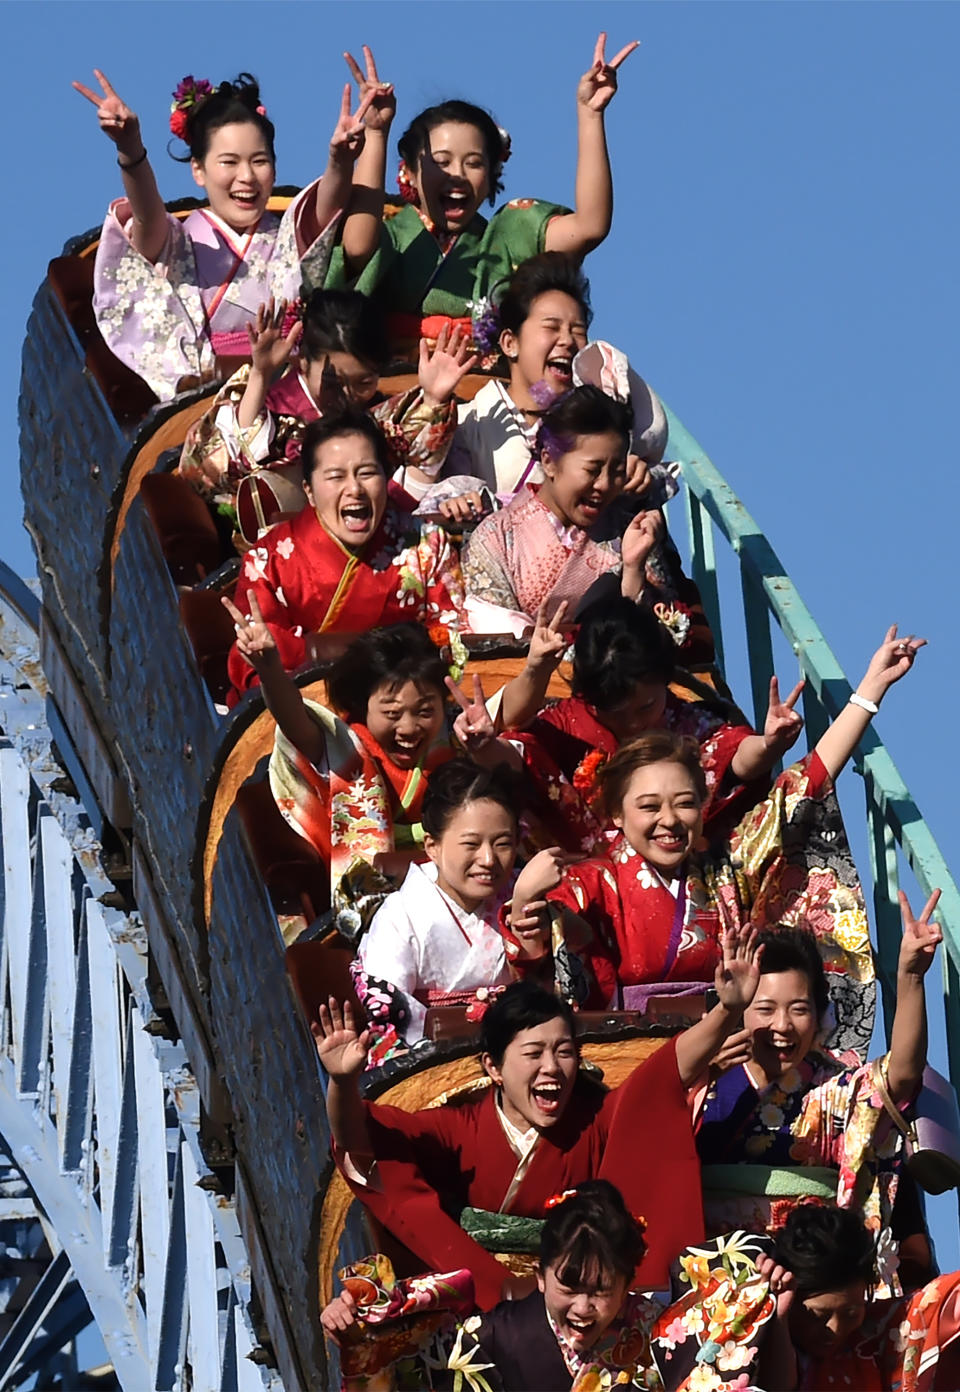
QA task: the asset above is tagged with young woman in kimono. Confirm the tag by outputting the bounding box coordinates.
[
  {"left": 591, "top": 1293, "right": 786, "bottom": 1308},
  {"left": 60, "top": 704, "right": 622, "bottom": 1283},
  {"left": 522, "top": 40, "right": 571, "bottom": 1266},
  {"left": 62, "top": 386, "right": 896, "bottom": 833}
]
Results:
[
  {"left": 224, "top": 409, "right": 464, "bottom": 699},
  {"left": 768, "top": 1204, "right": 960, "bottom": 1390},
  {"left": 229, "top": 618, "right": 560, "bottom": 904},
  {"left": 503, "top": 628, "right": 924, "bottom": 1058},
  {"left": 697, "top": 899, "right": 942, "bottom": 1296},
  {"left": 461, "top": 386, "right": 709, "bottom": 663},
  {"left": 396, "top": 253, "right": 674, "bottom": 516},
  {"left": 314, "top": 929, "right": 765, "bottom": 1310},
  {"left": 325, "top": 36, "right": 638, "bottom": 359},
  {"left": 322, "top": 1181, "right": 779, "bottom": 1392},
  {"left": 73, "top": 69, "right": 373, "bottom": 400},
  {"left": 505, "top": 593, "right": 804, "bottom": 854},
  {"left": 178, "top": 288, "right": 475, "bottom": 530},
  {"left": 353, "top": 759, "right": 574, "bottom": 1058}
]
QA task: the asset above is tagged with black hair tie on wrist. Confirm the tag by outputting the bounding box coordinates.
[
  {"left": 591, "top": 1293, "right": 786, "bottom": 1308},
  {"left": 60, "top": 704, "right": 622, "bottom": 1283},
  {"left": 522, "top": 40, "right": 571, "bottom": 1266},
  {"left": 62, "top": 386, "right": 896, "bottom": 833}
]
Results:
[{"left": 118, "top": 147, "right": 148, "bottom": 171}]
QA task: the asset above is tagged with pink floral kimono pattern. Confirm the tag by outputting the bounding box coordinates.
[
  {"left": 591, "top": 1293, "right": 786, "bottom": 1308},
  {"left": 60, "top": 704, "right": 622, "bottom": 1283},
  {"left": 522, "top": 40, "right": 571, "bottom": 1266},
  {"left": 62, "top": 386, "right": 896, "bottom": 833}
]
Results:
[{"left": 93, "top": 183, "right": 337, "bottom": 400}]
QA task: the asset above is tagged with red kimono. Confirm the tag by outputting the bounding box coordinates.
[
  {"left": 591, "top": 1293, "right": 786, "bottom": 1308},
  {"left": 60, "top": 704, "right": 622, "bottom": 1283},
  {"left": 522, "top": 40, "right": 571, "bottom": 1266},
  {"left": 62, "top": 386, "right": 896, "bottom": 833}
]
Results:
[
  {"left": 515, "top": 755, "right": 875, "bottom": 1058},
  {"left": 227, "top": 502, "right": 464, "bottom": 697},
  {"left": 507, "top": 692, "right": 763, "bottom": 854},
  {"left": 335, "top": 1037, "right": 703, "bottom": 1309}
]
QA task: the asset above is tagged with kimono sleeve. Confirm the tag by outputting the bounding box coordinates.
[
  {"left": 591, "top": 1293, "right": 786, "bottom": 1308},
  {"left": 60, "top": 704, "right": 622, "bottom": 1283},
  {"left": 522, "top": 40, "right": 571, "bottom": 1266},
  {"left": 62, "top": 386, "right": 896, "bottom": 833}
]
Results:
[
  {"left": 792, "top": 1052, "right": 909, "bottom": 1202},
  {"left": 476, "top": 199, "right": 571, "bottom": 290},
  {"left": 356, "top": 895, "right": 427, "bottom": 1040},
  {"left": 546, "top": 861, "right": 622, "bottom": 1008},
  {"left": 178, "top": 365, "right": 274, "bottom": 501},
  {"left": 335, "top": 1099, "right": 513, "bottom": 1310},
  {"left": 725, "top": 751, "right": 831, "bottom": 902},
  {"left": 370, "top": 388, "right": 458, "bottom": 480},
  {"left": 271, "top": 179, "right": 341, "bottom": 297},
  {"left": 227, "top": 539, "right": 308, "bottom": 694},
  {"left": 462, "top": 518, "right": 521, "bottom": 613},
  {"left": 416, "top": 521, "right": 466, "bottom": 628}
]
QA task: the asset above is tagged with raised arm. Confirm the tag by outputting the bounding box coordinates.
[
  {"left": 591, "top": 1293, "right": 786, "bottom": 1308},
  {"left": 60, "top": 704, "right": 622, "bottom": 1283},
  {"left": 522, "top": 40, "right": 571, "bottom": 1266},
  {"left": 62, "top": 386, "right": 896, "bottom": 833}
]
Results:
[
  {"left": 544, "top": 34, "right": 639, "bottom": 258},
  {"left": 619, "top": 509, "right": 663, "bottom": 601},
  {"left": 312, "top": 998, "right": 375, "bottom": 1156},
  {"left": 814, "top": 626, "right": 925, "bottom": 781},
  {"left": 730, "top": 676, "right": 806, "bottom": 781},
  {"left": 309, "top": 83, "right": 379, "bottom": 239},
  {"left": 73, "top": 70, "right": 169, "bottom": 262},
  {"left": 887, "top": 888, "right": 942, "bottom": 1104},
  {"left": 675, "top": 926, "right": 761, "bottom": 1086},
  {"left": 238, "top": 299, "right": 302, "bottom": 428},
  {"left": 222, "top": 593, "right": 327, "bottom": 766},
  {"left": 339, "top": 46, "right": 396, "bottom": 273},
  {"left": 498, "top": 601, "right": 570, "bottom": 730}
]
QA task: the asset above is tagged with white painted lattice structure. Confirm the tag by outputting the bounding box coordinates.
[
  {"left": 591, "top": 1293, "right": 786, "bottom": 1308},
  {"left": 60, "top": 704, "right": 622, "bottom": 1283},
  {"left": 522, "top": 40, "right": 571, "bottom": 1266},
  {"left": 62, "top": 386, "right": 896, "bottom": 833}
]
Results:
[{"left": 0, "top": 587, "right": 281, "bottom": 1390}]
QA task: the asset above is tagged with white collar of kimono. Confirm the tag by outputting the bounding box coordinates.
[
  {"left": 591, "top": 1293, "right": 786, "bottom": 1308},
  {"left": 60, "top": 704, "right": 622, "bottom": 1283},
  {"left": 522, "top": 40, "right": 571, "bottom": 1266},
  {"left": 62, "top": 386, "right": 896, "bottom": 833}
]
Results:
[
  {"left": 494, "top": 1091, "right": 539, "bottom": 1159},
  {"left": 198, "top": 206, "right": 262, "bottom": 254},
  {"left": 298, "top": 372, "right": 321, "bottom": 415},
  {"left": 493, "top": 379, "right": 540, "bottom": 446},
  {"left": 640, "top": 859, "right": 684, "bottom": 899}
]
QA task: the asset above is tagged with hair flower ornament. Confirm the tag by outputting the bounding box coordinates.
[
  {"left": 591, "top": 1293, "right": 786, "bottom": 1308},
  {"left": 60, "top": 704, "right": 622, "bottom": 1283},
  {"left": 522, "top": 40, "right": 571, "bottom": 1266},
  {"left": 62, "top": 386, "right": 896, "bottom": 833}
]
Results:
[
  {"left": 544, "top": 1189, "right": 578, "bottom": 1210},
  {"left": 170, "top": 75, "right": 215, "bottom": 139}
]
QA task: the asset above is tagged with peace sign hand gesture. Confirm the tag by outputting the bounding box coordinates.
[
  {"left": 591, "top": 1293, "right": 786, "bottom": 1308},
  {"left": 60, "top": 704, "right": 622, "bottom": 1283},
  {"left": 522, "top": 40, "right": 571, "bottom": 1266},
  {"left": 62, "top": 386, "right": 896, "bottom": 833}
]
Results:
[
  {"left": 577, "top": 33, "right": 640, "bottom": 113},
  {"left": 714, "top": 924, "right": 762, "bottom": 1015},
  {"left": 447, "top": 672, "right": 496, "bottom": 753},
  {"left": 246, "top": 299, "right": 302, "bottom": 380},
  {"left": 418, "top": 324, "right": 479, "bottom": 407},
  {"left": 856, "top": 625, "right": 927, "bottom": 707},
  {"left": 329, "top": 83, "right": 377, "bottom": 168},
  {"left": 526, "top": 601, "right": 570, "bottom": 673},
  {"left": 222, "top": 592, "right": 277, "bottom": 671},
  {"left": 312, "top": 998, "right": 372, "bottom": 1078},
  {"left": 343, "top": 45, "right": 396, "bottom": 134},
  {"left": 73, "top": 70, "right": 143, "bottom": 157},
  {"left": 897, "top": 888, "right": 943, "bottom": 980},
  {"left": 763, "top": 676, "right": 805, "bottom": 756}
]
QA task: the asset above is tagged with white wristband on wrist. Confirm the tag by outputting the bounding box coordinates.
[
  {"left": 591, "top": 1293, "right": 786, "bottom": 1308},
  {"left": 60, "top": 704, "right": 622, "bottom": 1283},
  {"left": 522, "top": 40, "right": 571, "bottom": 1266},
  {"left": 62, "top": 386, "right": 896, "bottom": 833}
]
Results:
[{"left": 849, "top": 693, "right": 879, "bottom": 716}]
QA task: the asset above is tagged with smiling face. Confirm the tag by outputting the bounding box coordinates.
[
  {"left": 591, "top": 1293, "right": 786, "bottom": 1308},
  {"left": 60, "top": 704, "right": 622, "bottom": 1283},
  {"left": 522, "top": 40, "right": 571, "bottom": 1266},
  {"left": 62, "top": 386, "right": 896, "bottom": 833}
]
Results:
[
  {"left": 501, "top": 290, "right": 589, "bottom": 405},
  {"left": 788, "top": 1282, "right": 867, "bottom": 1358},
  {"left": 364, "top": 678, "right": 445, "bottom": 770},
  {"left": 597, "top": 679, "right": 669, "bottom": 743},
  {"left": 483, "top": 1016, "right": 579, "bottom": 1132},
  {"left": 424, "top": 798, "right": 518, "bottom": 912},
  {"left": 191, "top": 121, "right": 275, "bottom": 230},
  {"left": 304, "top": 431, "right": 387, "bottom": 551},
  {"left": 539, "top": 1257, "right": 628, "bottom": 1353},
  {"left": 411, "top": 121, "right": 491, "bottom": 231},
  {"left": 301, "top": 351, "right": 380, "bottom": 413},
  {"left": 613, "top": 759, "right": 704, "bottom": 877},
  {"left": 538, "top": 431, "right": 628, "bottom": 531},
  {"left": 743, "top": 968, "right": 820, "bottom": 1082}
]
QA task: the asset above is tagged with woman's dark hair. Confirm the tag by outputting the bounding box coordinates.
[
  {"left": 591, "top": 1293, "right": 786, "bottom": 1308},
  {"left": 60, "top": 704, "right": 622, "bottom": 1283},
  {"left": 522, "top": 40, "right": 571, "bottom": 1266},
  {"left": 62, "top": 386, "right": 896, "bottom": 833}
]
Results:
[
  {"left": 299, "top": 408, "right": 390, "bottom": 483},
  {"left": 757, "top": 927, "right": 830, "bottom": 1022},
  {"left": 773, "top": 1205, "right": 876, "bottom": 1298},
  {"left": 598, "top": 730, "right": 707, "bottom": 819},
  {"left": 181, "top": 74, "right": 275, "bottom": 164},
  {"left": 572, "top": 597, "right": 676, "bottom": 710},
  {"left": 539, "top": 385, "right": 632, "bottom": 463},
  {"left": 300, "top": 290, "right": 390, "bottom": 373},
  {"left": 541, "top": 1180, "right": 646, "bottom": 1287},
  {"left": 497, "top": 253, "right": 593, "bottom": 338},
  {"left": 397, "top": 100, "right": 506, "bottom": 203},
  {"left": 421, "top": 759, "right": 520, "bottom": 839},
  {"left": 327, "top": 625, "right": 448, "bottom": 723},
  {"left": 480, "top": 981, "right": 577, "bottom": 1068}
]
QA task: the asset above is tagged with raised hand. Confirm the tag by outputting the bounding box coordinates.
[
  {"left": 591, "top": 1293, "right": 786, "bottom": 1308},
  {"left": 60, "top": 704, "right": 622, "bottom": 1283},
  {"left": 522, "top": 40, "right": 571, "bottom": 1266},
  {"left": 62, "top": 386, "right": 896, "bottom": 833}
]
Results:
[
  {"left": 763, "top": 675, "right": 805, "bottom": 756},
  {"left": 329, "top": 83, "right": 377, "bottom": 168},
  {"left": 418, "top": 324, "right": 478, "bottom": 406},
  {"left": 343, "top": 45, "right": 396, "bottom": 133},
  {"left": 73, "top": 70, "right": 143, "bottom": 156},
  {"left": 756, "top": 1254, "right": 796, "bottom": 1318},
  {"left": 447, "top": 672, "right": 496, "bottom": 752},
  {"left": 437, "top": 492, "right": 486, "bottom": 527},
  {"left": 577, "top": 33, "right": 640, "bottom": 113},
  {"left": 897, "top": 888, "right": 942, "bottom": 979},
  {"left": 222, "top": 592, "right": 277, "bottom": 670},
  {"left": 311, "top": 997, "right": 372, "bottom": 1078},
  {"left": 709, "top": 1026, "right": 753, "bottom": 1074},
  {"left": 623, "top": 453, "right": 651, "bottom": 496},
  {"left": 526, "top": 600, "right": 570, "bottom": 673},
  {"left": 714, "top": 925, "right": 762, "bottom": 1015},
  {"left": 857, "top": 625, "right": 926, "bottom": 705},
  {"left": 246, "top": 298, "right": 301, "bottom": 380},
  {"left": 621, "top": 509, "right": 664, "bottom": 571}
]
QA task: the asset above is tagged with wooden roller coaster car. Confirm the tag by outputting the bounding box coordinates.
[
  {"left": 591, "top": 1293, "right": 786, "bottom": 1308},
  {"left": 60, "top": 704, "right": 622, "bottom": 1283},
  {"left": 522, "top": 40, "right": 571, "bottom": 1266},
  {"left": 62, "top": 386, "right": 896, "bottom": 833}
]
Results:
[{"left": 19, "top": 194, "right": 726, "bottom": 1389}]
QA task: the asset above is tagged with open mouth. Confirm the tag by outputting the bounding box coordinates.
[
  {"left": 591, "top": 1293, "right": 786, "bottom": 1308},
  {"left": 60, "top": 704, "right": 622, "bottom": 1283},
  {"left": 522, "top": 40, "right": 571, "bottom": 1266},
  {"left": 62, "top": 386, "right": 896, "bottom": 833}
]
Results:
[
  {"left": 564, "top": 1317, "right": 597, "bottom": 1344},
  {"left": 531, "top": 1082, "right": 563, "bottom": 1118},
  {"left": 340, "top": 502, "right": 373, "bottom": 536},
  {"left": 390, "top": 735, "right": 422, "bottom": 766},
  {"left": 439, "top": 189, "right": 472, "bottom": 223},
  {"left": 544, "top": 356, "right": 573, "bottom": 386},
  {"left": 229, "top": 191, "right": 261, "bottom": 212},
  {"left": 576, "top": 496, "right": 604, "bottom": 521}
]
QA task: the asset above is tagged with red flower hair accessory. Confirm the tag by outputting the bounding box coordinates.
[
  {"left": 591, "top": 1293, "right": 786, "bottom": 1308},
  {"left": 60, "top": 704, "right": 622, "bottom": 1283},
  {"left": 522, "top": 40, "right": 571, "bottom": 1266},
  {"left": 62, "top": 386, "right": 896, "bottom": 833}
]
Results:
[
  {"left": 170, "top": 75, "right": 215, "bottom": 140},
  {"left": 397, "top": 159, "right": 420, "bottom": 206},
  {"left": 544, "top": 1189, "right": 577, "bottom": 1211},
  {"left": 572, "top": 748, "right": 607, "bottom": 797}
]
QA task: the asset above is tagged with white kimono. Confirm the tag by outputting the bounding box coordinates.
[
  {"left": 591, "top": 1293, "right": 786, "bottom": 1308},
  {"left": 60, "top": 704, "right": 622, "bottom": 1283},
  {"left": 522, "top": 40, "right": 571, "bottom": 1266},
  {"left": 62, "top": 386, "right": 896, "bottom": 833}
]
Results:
[{"left": 356, "top": 861, "right": 513, "bottom": 1042}]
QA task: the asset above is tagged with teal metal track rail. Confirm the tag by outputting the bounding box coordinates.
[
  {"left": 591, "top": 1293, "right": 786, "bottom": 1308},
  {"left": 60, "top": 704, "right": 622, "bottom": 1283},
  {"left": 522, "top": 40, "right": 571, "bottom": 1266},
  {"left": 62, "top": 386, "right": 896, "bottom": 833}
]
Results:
[{"left": 666, "top": 406, "right": 960, "bottom": 1083}]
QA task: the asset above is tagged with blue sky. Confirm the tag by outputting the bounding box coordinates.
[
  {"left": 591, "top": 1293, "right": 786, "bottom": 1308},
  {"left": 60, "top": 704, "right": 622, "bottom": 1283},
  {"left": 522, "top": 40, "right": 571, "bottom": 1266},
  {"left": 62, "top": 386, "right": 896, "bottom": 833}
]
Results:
[{"left": 6, "top": 1, "right": 959, "bottom": 1270}]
